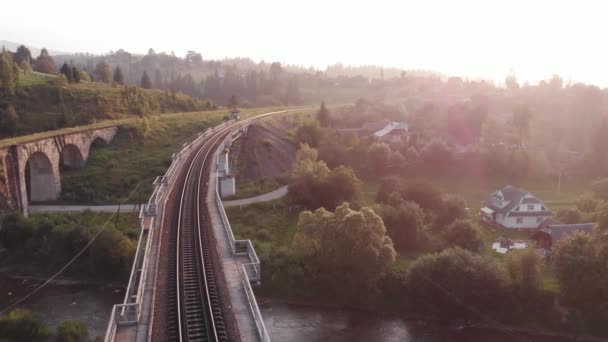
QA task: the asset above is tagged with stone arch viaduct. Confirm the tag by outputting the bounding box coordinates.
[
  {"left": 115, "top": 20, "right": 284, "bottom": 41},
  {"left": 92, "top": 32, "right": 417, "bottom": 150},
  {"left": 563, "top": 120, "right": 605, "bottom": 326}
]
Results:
[{"left": 0, "top": 126, "right": 118, "bottom": 216}]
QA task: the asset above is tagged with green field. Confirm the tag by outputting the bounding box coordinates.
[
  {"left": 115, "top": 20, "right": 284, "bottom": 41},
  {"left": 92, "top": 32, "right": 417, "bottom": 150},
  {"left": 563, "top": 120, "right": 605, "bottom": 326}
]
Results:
[{"left": 18, "top": 71, "right": 57, "bottom": 86}]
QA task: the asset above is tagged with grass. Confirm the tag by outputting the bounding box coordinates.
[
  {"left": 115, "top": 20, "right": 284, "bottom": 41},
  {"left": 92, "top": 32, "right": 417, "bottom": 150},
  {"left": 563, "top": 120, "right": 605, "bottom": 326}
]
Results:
[
  {"left": 18, "top": 71, "right": 57, "bottom": 86},
  {"left": 225, "top": 199, "right": 297, "bottom": 247},
  {"left": 226, "top": 178, "right": 285, "bottom": 200}
]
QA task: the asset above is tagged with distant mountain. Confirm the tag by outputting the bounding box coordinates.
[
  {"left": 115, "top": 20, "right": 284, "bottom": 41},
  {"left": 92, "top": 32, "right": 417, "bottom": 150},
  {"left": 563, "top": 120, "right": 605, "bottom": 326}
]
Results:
[{"left": 0, "top": 40, "right": 70, "bottom": 57}]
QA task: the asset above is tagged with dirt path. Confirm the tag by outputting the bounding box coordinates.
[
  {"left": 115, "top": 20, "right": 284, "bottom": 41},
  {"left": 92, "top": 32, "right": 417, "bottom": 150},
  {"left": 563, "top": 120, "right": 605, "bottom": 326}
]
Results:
[{"left": 222, "top": 186, "right": 288, "bottom": 207}]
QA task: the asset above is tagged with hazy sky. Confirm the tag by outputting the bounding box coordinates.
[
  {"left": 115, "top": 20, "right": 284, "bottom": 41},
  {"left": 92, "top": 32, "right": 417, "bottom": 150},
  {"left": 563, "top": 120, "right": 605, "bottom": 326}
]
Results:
[{"left": 3, "top": 0, "right": 608, "bottom": 86}]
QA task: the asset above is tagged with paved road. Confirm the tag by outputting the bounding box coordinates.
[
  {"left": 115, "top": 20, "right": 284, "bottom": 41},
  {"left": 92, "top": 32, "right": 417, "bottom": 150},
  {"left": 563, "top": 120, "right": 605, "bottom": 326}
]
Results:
[
  {"left": 222, "top": 185, "right": 288, "bottom": 207},
  {"left": 29, "top": 204, "right": 141, "bottom": 213}
]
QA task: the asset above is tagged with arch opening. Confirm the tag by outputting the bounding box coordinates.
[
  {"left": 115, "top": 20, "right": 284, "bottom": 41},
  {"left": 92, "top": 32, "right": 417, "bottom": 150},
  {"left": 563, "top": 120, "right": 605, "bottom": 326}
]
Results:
[
  {"left": 90, "top": 137, "right": 108, "bottom": 149},
  {"left": 25, "top": 152, "right": 56, "bottom": 203},
  {"left": 60, "top": 144, "right": 85, "bottom": 170}
]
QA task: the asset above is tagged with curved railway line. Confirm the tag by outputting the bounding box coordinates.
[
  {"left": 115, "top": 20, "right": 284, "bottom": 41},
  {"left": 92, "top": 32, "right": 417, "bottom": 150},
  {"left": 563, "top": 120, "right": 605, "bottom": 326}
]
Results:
[
  {"left": 166, "top": 129, "right": 231, "bottom": 342},
  {"left": 151, "top": 109, "right": 306, "bottom": 342}
]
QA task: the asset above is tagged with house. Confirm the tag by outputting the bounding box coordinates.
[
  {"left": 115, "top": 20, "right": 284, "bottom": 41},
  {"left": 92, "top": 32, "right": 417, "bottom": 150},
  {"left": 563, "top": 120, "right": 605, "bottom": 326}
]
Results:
[
  {"left": 480, "top": 185, "right": 554, "bottom": 229},
  {"left": 534, "top": 223, "right": 596, "bottom": 249},
  {"left": 373, "top": 122, "right": 409, "bottom": 140}
]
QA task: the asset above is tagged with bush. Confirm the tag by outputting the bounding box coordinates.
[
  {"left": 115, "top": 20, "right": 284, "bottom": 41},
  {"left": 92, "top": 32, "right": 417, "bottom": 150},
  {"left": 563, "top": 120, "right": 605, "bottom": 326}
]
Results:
[
  {"left": 404, "top": 248, "right": 510, "bottom": 318},
  {"left": 56, "top": 320, "right": 89, "bottom": 342},
  {"left": 0, "top": 309, "right": 51, "bottom": 341},
  {"left": 591, "top": 178, "right": 608, "bottom": 201},
  {"left": 441, "top": 219, "right": 483, "bottom": 252}
]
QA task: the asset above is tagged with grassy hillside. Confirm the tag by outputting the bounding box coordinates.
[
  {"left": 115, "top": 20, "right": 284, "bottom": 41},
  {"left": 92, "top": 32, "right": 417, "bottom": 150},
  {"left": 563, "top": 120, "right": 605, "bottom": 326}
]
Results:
[
  {"left": 59, "top": 107, "right": 311, "bottom": 204},
  {"left": 1, "top": 80, "right": 215, "bottom": 139},
  {"left": 18, "top": 71, "right": 57, "bottom": 86}
]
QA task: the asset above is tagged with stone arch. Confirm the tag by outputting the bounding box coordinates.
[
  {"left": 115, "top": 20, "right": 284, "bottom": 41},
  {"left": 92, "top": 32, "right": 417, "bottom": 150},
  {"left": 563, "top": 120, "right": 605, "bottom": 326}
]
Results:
[
  {"left": 60, "top": 144, "right": 85, "bottom": 169},
  {"left": 25, "top": 152, "right": 57, "bottom": 203},
  {"left": 90, "top": 136, "right": 109, "bottom": 148}
]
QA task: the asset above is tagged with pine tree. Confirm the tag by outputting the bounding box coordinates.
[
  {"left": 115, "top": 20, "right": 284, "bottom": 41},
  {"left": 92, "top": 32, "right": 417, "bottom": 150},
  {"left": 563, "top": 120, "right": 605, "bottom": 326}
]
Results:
[
  {"left": 317, "top": 101, "right": 331, "bottom": 127},
  {"left": 59, "top": 62, "right": 74, "bottom": 82},
  {"left": 113, "top": 66, "right": 124, "bottom": 85},
  {"left": 0, "top": 51, "right": 16, "bottom": 96},
  {"left": 71, "top": 66, "right": 81, "bottom": 83},
  {"left": 0, "top": 105, "right": 18, "bottom": 136},
  {"left": 154, "top": 69, "right": 163, "bottom": 89},
  {"left": 141, "top": 71, "right": 152, "bottom": 89}
]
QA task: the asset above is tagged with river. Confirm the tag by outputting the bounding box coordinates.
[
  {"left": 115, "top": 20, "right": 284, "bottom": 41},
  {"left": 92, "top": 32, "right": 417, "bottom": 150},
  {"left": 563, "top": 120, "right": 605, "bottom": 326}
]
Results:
[
  {"left": 0, "top": 273, "right": 123, "bottom": 339},
  {"left": 260, "top": 301, "right": 583, "bottom": 342},
  {"left": 0, "top": 274, "right": 595, "bottom": 341}
]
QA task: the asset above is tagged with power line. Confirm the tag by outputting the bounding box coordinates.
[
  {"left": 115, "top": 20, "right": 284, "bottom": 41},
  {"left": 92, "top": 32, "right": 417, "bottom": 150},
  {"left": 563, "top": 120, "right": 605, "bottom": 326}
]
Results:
[
  {"left": 420, "top": 274, "right": 530, "bottom": 342},
  {"left": 0, "top": 183, "right": 142, "bottom": 316}
]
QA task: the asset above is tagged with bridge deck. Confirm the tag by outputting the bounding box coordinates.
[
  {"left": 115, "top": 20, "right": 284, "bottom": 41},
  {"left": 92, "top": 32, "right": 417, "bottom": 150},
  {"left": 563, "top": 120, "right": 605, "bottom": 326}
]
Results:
[{"left": 206, "top": 149, "right": 262, "bottom": 342}]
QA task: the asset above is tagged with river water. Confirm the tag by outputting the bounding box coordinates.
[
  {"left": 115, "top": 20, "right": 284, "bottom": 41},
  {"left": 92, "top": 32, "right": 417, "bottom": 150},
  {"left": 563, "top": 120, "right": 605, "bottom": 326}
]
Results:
[
  {"left": 0, "top": 274, "right": 592, "bottom": 341},
  {"left": 0, "top": 274, "right": 123, "bottom": 339},
  {"left": 260, "top": 301, "right": 581, "bottom": 342}
]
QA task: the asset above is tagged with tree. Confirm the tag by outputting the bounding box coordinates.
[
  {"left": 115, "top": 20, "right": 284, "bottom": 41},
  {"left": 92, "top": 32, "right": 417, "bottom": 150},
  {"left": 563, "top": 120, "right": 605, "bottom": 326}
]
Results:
[
  {"left": 56, "top": 320, "right": 89, "bottom": 342},
  {"left": 435, "top": 194, "right": 467, "bottom": 228},
  {"left": 94, "top": 61, "right": 112, "bottom": 83},
  {"left": 14, "top": 45, "right": 32, "bottom": 65},
  {"left": 552, "top": 232, "right": 608, "bottom": 323},
  {"left": 575, "top": 192, "right": 600, "bottom": 213},
  {"left": 113, "top": 66, "right": 124, "bottom": 84},
  {"left": 595, "top": 202, "right": 608, "bottom": 233},
  {"left": 315, "top": 102, "right": 330, "bottom": 128},
  {"left": 79, "top": 70, "right": 91, "bottom": 82},
  {"left": 228, "top": 95, "right": 238, "bottom": 109},
  {"left": 0, "top": 50, "right": 16, "bottom": 96},
  {"left": 511, "top": 103, "right": 532, "bottom": 145},
  {"left": 19, "top": 60, "right": 32, "bottom": 74},
  {"left": 59, "top": 62, "right": 74, "bottom": 82},
  {"left": 441, "top": 219, "right": 482, "bottom": 252},
  {"left": 401, "top": 181, "right": 443, "bottom": 211},
  {"left": 285, "top": 77, "right": 301, "bottom": 105},
  {"left": 293, "top": 203, "right": 396, "bottom": 292},
  {"left": 368, "top": 142, "right": 391, "bottom": 174},
  {"left": 140, "top": 71, "right": 152, "bottom": 89},
  {"left": 556, "top": 207, "right": 582, "bottom": 224},
  {"left": 379, "top": 200, "right": 424, "bottom": 250},
  {"left": 288, "top": 144, "right": 361, "bottom": 210},
  {"left": 404, "top": 248, "right": 510, "bottom": 318},
  {"left": 591, "top": 178, "right": 608, "bottom": 201},
  {"left": 0, "top": 309, "right": 51, "bottom": 341},
  {"left": 71, "top": 66, "right": 81, "bottom": 83},
  {"left": 420, "top": 139, "right": 453, "bottom": 165},
  {"left": 506, "top": 248, "right": 542, "bottom": 295},
  {"left": 34, "top": 48, "right": 56, "bottom": 74},
  {"left": 154, "top": 69, "right": 163, "bottom": 89},
  {"left": 591, "top": 120, "right": 608, "bottom": 174},
  {"left": 0, "top": 105, "right": 18, "bottom": 136},
  {"left": 295, "top": 120, "right": 324, "bottom": 147}
]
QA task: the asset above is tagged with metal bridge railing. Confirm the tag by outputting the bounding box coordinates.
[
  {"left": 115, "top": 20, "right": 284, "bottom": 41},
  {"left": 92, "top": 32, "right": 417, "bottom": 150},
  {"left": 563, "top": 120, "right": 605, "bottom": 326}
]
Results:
[
  {"left": 104, "top": 126, "right": 220, "bottom": 342},
  {"left": 214, "top": 137, "right": 271, "bottom": 342}
]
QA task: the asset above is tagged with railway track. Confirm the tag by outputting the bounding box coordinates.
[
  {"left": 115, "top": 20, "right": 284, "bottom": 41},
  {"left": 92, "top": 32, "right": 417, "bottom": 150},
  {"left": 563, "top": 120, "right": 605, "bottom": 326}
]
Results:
[
  {"left": 158, "top": 109, "right": 302, "bottom": 342},
  {"left": 166, "top": 130, "right": 230, "bottom": 342}
]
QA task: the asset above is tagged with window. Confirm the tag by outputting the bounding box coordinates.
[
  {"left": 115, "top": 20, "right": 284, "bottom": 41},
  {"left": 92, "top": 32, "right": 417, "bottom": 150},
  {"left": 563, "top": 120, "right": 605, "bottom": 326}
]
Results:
[
  {"left": 536, "top": 217, "right": 543, "bottom": 223},
  {"left": 527, "top": 204, "right": 534, "bottom": 210},
  {"left": 516, "top": 217, "right": 523, "bottom": 224}
]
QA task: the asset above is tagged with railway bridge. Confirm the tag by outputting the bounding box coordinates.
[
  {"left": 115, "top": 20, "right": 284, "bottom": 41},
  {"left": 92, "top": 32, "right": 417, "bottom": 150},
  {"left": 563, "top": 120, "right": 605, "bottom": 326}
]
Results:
[
  {"left": 105, "top": 111, "right": 289, "bottom": 342},
  {"left": 0, "top": 126, "right": 118, "bottom": 216}
]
